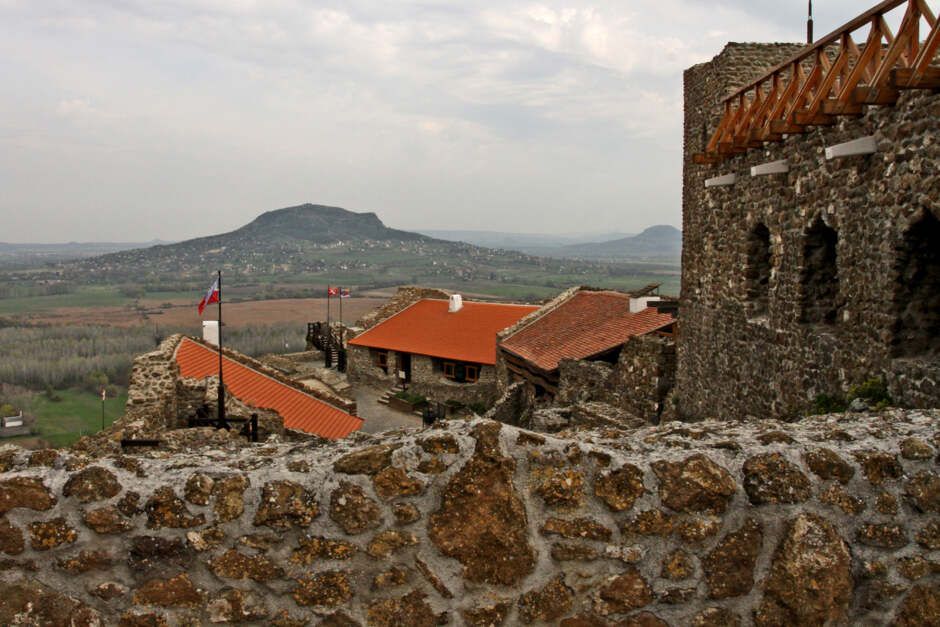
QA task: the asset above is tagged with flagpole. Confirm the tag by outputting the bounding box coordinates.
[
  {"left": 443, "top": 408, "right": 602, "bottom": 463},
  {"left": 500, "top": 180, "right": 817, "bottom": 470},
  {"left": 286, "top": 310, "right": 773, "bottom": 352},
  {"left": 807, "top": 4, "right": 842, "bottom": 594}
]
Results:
[{"left": 217, "top": 270, "right": 225, "bottom": 426}]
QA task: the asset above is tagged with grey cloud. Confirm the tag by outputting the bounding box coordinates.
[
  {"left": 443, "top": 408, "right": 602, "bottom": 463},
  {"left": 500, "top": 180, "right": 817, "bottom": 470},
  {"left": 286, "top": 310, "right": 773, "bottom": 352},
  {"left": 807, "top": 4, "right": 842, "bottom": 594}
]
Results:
[{"left": 0, "top": 0, "right": 865, "bottom": 242}]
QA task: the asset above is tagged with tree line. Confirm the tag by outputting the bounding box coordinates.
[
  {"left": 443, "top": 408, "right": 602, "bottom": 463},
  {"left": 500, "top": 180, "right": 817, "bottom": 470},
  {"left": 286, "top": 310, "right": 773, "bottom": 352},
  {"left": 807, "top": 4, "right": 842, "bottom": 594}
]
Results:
[{"left": 0, "top": 323, "right": 306, "bottom": 391}]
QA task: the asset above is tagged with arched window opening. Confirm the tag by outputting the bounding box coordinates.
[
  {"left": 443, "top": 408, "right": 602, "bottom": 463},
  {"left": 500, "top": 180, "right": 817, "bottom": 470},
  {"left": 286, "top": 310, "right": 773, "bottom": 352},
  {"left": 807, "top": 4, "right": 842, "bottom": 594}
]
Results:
[
  {"left": 893, "top": 212, "right": 940, "bottom": 357},
  {"left": 800, "top": 219, "right": 840, "bottom": 324},
  {"left": 745, "top": 223, "right": 772, "bottom": 316}
]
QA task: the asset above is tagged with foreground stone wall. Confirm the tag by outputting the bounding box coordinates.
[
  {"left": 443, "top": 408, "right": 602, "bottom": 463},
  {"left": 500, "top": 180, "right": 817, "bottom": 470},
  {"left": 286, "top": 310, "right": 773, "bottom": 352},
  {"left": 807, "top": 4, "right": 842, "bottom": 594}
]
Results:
[
  {"left": 1, "top": 409, "right": 938, "bottom": 625},
  {"left": 680, "top": 43, "right": 940, "bottom": 420},
  {"left": 557, "top": 336, "right": 676, "bottom": 422}
]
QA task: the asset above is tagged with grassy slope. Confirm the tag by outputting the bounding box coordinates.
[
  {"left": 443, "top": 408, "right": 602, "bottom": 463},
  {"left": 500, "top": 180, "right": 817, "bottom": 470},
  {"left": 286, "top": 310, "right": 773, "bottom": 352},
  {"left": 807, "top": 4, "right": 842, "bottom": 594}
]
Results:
[{"left": 11, "top": 389, "right": 128, "bottom": 448}]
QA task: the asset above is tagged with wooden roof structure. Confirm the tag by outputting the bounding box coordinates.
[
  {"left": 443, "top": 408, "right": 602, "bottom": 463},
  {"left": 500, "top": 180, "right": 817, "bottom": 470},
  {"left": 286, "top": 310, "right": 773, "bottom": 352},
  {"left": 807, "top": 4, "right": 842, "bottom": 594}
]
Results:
[{"left": 695, "top": 0, "right": 940, "bottom": 164}]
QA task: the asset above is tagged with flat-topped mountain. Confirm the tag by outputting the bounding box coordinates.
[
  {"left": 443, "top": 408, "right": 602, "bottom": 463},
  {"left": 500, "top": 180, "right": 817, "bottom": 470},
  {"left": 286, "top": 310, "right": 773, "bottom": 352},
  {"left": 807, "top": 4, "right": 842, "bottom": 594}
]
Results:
[
  {"left": 225, "top": 204, "right": 427, "bottom": 245},
  {"left": 65, "top": 203, "right": 645, "bottom": 293}
]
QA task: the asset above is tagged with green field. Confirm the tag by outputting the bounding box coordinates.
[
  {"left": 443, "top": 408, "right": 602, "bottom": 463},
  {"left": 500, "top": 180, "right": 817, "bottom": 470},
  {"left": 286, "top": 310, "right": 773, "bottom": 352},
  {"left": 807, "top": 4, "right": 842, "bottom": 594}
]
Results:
[
  {"left": 0, "top": 286, "right": 201, "bottom": 315},
  {"left": 10, "top": 389, "right": 128, "bottom": 448}
]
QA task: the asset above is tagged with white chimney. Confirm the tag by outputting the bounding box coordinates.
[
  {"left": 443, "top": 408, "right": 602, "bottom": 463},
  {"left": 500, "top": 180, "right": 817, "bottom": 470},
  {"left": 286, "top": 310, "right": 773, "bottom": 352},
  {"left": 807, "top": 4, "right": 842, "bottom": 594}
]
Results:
[
  {"left": 448, "top": 294, "right": 463, "bottom": 313},
  {"left": 629, "top": 296, "right": 661, "bottom": 313},
  {"left": 203, "top": 320, "right": 220, "bottom": 346}
]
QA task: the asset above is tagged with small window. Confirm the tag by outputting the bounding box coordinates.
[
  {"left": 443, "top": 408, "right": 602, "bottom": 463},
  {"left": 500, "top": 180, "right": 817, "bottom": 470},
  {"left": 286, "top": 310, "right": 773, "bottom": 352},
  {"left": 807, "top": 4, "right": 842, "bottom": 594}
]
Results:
[
  {"left": 372, "top": 350, "right": 389, "bottom": 374},
  {"left": 800, "top": 219, "right": 841, "bottom": 324},
  {"left": 442, "top": 361, "right": 480, "bottom": 383},
  {"left": 893, "top": 211, "right": 940, "bottom": 357},
  {"left": 745, "top": 223, "right": 772, "bottom": 316}
]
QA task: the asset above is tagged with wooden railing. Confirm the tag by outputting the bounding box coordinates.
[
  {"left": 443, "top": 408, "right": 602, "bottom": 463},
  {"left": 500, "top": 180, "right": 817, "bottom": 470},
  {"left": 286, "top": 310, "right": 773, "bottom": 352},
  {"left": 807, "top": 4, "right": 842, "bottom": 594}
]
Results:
[{"left": 695, "top": 0, "right": 939, "bottom": 164}]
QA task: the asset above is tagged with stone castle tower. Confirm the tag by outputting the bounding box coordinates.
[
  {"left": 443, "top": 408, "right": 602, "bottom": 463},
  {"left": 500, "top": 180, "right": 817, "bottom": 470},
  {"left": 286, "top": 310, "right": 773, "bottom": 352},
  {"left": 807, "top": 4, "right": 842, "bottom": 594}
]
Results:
[{"left": 678, "top": 42, "right": 939, "bottom": 420}]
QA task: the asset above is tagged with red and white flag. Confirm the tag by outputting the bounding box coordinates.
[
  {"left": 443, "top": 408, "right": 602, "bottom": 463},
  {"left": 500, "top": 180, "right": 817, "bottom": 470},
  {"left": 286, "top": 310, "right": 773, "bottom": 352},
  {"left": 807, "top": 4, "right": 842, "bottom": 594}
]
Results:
[
  {"left": 198, "top": 277, "right": 220, "bottom": 315},
  {"left": 340, "top": 288, "right": 351, "bottom": 298},
  {"left": 327, "top": 286, "right": 339, "bottom": 297}
]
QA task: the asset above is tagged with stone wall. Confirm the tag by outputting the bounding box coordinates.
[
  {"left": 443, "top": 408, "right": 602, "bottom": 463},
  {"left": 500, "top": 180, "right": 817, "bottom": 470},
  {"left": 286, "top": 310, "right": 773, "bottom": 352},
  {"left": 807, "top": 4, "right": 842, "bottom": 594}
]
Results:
[
  {"left": 484, "top": 382, "right": 534, "bottom": 427},
  {"left": 679, "top": 43, "right": 940, "bottom": 420},
  {"left": 0, "top": 409, "right": 938, "bottom": 624},
  {"left": 408, "top": 355, "right": 498, "bottom": 408},
  {"left": 556, "top": 336, "right": 676, "bottom": 422},
  {"left": 346, "top": 345, "right": 399, "bottom": 389},
  {"left": 348, "top": 347, "right": 499, "bottom": 407}
]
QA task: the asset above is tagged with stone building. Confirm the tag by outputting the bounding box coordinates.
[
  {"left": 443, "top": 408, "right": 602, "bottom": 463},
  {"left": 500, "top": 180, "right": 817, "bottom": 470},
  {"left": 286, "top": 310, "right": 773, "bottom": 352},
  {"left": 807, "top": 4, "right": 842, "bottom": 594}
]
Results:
[
  {"left": 102, "top": 334, "right": 362, "bottom": 446},
  {"left": 679, "top": 12, "right": 940, "bottom": 420},
  {"left": 347, "top": 295, "right": 538, "bottom": 407},
  {"left": 496, "top": 287, "right": 675, "bottom": 413}
]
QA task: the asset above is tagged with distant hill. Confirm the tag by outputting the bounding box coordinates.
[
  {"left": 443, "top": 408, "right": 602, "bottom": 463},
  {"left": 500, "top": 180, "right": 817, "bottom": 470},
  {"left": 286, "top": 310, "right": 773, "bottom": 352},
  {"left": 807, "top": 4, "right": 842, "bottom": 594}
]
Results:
[
  {"left": 227, "top": 204, "right": 426, "bottom": 245},
  {"left": 64, "top": 203, "right": 665, "bottom": 294},
  {"left": 550, "top": 225, "right": 682, "bottom": 262},
  {"left": 0, "top": 240, "right": 172, "bottom": 268},
  {"left": 418, "top": 229, "right": 635, "bottom": 251}
]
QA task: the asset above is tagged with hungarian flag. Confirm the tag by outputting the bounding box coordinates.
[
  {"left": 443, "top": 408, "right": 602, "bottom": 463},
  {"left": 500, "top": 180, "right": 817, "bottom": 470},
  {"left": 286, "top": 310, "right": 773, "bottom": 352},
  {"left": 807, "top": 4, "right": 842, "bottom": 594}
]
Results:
[
  {"left": 198, "top": 277, "right": 220, "bottom": 315},
  {"left": 340, "top": 288, "right": 351, "bottom": 298},
  {"left": 327, "top": 286, "right": 339, "bottom": 297}
]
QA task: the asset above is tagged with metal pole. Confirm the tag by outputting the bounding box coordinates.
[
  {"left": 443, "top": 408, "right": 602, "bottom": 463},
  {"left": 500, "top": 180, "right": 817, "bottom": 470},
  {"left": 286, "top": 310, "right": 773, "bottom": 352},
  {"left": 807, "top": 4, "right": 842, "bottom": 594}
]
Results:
[
  {"left": 101, "top": 388, "right": 105, "bottom": 431},
  {"left": 217, "top": 270, "right": 225, "bottom": 425},
  {"left": 807, "top": 0, "right": 814, "bottom": 43}
]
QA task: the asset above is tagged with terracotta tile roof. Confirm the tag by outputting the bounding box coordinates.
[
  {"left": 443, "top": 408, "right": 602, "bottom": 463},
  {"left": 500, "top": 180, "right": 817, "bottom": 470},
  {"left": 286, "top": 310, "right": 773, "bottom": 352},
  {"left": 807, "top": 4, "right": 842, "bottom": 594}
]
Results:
[
  {"left": 499, "top": 290, "right": 675, "bottom": 372},
  {"left": 348, "top": 299, "right": 539, "bottom": 365},
  {"left": 175, "top": 337, "right": 362, "bottom": 439}
]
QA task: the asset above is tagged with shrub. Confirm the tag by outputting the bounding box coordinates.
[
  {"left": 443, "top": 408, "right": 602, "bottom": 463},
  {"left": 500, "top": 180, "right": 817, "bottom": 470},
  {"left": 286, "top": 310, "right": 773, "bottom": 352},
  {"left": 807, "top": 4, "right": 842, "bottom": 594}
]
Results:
[
  {"left": 812, "top": 393, "right": 847, "bottom": 415},
  {"left": 811, "top": 377, "right": 892, "bottom": 414},
  {"left": 468, "top": 402, "right": 488, "bottom": 415},
  {"left": 847, "top": 377, "right": 892, "bottom": 409},
  {"left": 393, "top": 391, "right": 426, "bottom": 406}
]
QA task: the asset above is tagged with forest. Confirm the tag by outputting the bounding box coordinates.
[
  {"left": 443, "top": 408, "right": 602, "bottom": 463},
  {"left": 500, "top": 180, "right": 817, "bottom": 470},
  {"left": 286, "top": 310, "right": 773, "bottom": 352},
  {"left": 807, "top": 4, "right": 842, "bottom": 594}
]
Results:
[{"left": 0, "top": 322, "right": 306, "bottom": 391}]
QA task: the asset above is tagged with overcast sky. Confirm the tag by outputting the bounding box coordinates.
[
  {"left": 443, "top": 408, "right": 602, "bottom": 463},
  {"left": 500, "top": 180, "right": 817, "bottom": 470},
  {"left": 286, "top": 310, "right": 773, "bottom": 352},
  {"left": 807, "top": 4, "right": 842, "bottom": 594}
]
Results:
[{"left": 1, "top": 0, "right": 869, "bottom": 242}]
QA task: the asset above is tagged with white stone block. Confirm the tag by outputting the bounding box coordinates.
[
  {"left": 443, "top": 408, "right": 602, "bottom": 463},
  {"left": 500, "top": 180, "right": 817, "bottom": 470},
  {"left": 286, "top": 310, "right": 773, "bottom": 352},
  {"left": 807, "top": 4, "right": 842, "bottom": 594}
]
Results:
[
  {"left": 825, "top": 136, "right": 877, "bottom": 160},
  {"left": 705, "top": 173, "right": 737, "bottom": 188},
  {"left": 750, "top": 160, "right": 789, "bottom": 176}
]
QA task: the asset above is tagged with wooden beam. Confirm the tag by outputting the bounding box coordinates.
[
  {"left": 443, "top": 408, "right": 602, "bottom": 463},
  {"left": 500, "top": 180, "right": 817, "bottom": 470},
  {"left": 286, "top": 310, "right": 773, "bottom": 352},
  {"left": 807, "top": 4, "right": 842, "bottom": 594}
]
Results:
[
  {"left": 853, "top": 85, "right": 901, "bottom": 104},
  {"left": 892, "top": 66, "right": 940, "bottom": 88},
  {"left": 907, "top": 19, "right": 940, "bottom": 83},
  {"left": 838, "top": 18, "right": 884, "bottom": 100},
  {"left": 692, "top": 153, "right": 721, "bottom": 165}
]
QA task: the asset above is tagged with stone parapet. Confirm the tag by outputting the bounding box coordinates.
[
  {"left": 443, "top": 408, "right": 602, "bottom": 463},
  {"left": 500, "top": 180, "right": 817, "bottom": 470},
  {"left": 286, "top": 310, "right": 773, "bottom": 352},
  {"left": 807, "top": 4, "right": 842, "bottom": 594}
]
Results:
[{"left": 0, "top": 409, "right": 937, "bottom": 624}]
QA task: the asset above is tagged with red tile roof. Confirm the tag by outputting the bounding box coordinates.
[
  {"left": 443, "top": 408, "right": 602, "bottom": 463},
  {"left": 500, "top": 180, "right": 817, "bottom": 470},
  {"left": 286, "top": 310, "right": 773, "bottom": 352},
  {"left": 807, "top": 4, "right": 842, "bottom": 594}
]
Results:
[
  {"left": 348, "top": 299, "right": 539, "bottom": 365},
  {"left": 499, "top": 290, "right": 675, "bottom": 372},
  {"left": 175, "top": 337, "right": 362, "bottom": 439}
]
